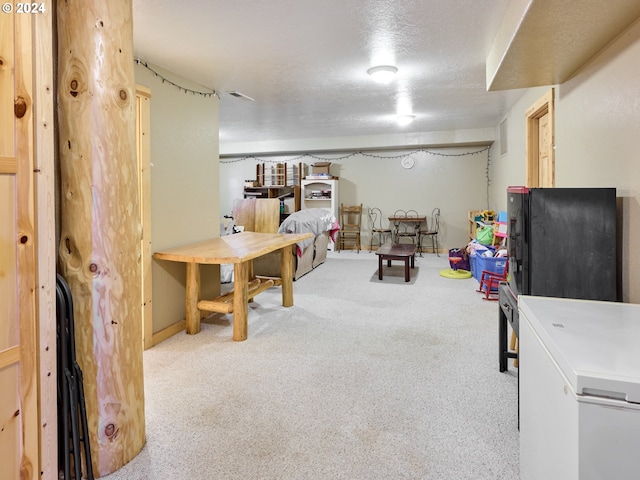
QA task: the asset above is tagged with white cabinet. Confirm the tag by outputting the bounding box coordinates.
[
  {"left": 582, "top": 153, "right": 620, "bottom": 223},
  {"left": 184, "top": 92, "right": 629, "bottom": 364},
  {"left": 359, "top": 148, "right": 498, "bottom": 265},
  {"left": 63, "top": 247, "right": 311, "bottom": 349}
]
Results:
[
  {"left": 519, "top": 296, "right": 640, "bottom": 480},
  {"left": 301, "top": 179, "right": 339, "bottom": 219}
]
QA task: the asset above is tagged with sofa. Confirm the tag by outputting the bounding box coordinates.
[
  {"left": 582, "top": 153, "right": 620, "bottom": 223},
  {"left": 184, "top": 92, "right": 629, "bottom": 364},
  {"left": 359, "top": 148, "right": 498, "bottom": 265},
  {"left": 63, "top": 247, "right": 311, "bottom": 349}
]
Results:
[
  {"left": 247, "top": 207, "right": 336, "bottom": 280},
  {"left": 232, "top": 200, "right": 337, "bottom": 280}
]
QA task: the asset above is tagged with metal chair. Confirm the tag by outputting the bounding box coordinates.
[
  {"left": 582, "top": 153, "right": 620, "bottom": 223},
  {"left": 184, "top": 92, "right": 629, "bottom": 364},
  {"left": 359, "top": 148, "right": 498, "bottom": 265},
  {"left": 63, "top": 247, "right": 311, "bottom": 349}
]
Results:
[
  {"left": 419, "top": 207, "right": 441, "bottom": 256},
  {"left": 337, "top": 203, "right": 363, "bottom": 253},
  {"left": 56, "top": 274, "right": 94, "bottom": 480},
  {"left": 392, "top": 209, "right": 420, "bottom": 246},
  {"left": 368, "top": 207, "right": 392, "bottom": 252}
]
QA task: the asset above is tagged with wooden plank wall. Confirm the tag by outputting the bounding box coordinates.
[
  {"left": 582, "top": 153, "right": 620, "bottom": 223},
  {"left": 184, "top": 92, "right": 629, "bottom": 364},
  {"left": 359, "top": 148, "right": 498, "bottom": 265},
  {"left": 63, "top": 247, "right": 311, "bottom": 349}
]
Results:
[
  {"left": 0, "top": 10, "right": 22, "bottom": 475},
  {"left": 0, "top": 8, "right": 55, "bottom": 480},
  {"left": 34, "top": 6, "right": 57, "bottom": 477}
]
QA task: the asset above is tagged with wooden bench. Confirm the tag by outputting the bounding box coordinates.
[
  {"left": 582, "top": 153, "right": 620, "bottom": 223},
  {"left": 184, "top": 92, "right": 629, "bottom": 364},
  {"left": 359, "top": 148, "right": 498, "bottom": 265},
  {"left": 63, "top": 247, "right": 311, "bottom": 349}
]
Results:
[{"left": 375, "top": 243, "right": 417, "bottom": 282}]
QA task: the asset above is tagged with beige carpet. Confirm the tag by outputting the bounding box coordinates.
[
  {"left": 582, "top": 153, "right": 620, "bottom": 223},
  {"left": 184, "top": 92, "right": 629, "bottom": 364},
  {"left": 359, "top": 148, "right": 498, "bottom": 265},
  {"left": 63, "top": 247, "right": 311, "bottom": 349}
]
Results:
[{"left": 101, "top": 250, "right": 519, "bottom": 479}]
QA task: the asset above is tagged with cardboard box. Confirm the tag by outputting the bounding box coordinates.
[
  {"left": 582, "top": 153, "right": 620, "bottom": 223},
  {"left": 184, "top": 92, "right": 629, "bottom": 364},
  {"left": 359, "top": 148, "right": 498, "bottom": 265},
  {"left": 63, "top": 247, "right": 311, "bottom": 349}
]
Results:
[{"left": 311, "top": 162, "right": 331, "bottom": 174}]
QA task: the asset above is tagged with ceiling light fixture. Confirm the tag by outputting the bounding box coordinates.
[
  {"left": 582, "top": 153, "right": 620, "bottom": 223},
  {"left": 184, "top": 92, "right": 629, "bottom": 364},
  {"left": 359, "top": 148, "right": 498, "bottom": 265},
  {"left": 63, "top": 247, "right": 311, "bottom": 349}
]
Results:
[
  {"left": 396, "top": 114, "right": 415, "bottom": 126},
  {"left": 367, "top": 65, "right": 398, "bottom": 84}
]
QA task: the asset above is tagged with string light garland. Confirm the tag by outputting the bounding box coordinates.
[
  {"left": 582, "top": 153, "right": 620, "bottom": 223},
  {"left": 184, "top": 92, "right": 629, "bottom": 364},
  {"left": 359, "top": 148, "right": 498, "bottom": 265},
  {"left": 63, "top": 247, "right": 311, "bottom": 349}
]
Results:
[
  {"left": 222, "top": 145, "right": 494, "bottom": 208},
  {"left": 220, "top": 146, "right": 491, "bottom": 164},
  {"left": 134, "top": 58, "right": 219, "bottom": 98}
]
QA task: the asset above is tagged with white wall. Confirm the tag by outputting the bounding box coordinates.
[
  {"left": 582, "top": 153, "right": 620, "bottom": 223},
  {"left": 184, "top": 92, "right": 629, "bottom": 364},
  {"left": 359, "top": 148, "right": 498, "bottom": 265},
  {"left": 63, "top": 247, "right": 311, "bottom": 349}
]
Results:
[
  {"left": 489, "top": 18, "right": 640, "bottom": 303},
  {"left": 135, "top": 62, "right": 220, "bottom": 332},
  {"left": 221, "top": 146, "right": 493, "bottom": 251},
  {"left": 488, "top": 85, "right": 550, "bottom": 213}
]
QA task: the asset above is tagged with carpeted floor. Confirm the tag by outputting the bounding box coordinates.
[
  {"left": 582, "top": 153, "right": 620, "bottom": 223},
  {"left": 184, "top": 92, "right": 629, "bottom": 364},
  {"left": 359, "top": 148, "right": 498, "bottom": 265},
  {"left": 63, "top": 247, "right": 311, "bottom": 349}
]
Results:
[{"left": 101, "top": 250, "right": 519, "bottom": 480}]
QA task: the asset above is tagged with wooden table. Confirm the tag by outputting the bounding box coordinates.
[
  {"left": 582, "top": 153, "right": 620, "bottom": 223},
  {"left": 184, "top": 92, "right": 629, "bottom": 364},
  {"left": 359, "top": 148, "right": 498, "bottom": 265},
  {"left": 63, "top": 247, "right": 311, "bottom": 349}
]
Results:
[
  {"left": 388, "top": 214, "right": 426, "bottom": 245},
  {"left": 375, "top": 243, "right": 417, "bottom": 282},
  {"left": 154, "top": 231, "right": 312, "bottom": 341}
]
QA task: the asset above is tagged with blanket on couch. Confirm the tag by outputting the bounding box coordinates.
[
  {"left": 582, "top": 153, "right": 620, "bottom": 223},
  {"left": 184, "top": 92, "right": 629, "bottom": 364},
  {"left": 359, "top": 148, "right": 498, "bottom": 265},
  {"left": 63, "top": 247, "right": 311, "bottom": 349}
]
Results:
[{"left": 278, "top": 208, "right": 339, "bottom": 256}]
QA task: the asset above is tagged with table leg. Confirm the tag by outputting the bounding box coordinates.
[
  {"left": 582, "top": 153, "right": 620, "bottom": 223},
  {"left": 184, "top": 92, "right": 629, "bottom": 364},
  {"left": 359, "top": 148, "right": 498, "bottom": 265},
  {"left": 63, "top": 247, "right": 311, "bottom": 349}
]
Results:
[
  {"left": 281, "top": 245, "right": 294, "bottom": 307},
  {"left": 499, "top": 307, "right": 508, "bottom": 372},
  {"left": 248, "top": 258, "right": 255, "bottom": 303},
  {"left": 185, "top": 262, "right": 201, "bottom": 334},
  {"left": 378, "top": 255, "right": 383, "bottom": 280},
  {"left": 404, "top": 258, "right": 410, "bottom": 282},
  {"left": 233, "top": 261, "right": 250, "bottom": 341},
  {"left": 410, "top": 253, "right": 415, "bottom": 268}
]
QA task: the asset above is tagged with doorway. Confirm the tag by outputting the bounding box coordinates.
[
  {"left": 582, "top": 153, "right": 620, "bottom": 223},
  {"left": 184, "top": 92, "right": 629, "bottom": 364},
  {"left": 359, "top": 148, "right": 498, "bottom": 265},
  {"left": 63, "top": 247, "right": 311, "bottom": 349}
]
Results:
[{"left": 525, "top": 88, "right": 555, "bottom": 188}]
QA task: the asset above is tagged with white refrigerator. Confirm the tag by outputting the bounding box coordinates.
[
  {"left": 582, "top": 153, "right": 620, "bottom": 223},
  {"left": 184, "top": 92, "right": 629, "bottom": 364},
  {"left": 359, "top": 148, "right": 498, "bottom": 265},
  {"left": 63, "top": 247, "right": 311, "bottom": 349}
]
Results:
[{"left": 519, "top": 295, "right": 640, "bottom": 480}]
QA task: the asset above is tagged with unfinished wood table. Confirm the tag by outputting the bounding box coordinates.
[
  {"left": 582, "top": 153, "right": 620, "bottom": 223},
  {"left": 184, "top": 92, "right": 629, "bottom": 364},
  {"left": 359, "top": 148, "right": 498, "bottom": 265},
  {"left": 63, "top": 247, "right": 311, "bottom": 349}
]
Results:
[
  {"left": 154, "top": 231, "right": 312, "bottom": 341},
  {"left": 375, "top": 243, "right": 417, "bottom": 282}
]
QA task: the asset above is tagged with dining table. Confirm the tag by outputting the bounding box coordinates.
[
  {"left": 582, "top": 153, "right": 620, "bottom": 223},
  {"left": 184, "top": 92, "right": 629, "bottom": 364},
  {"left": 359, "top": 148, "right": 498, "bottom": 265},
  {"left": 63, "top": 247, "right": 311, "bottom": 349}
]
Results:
[
  {"left": 388, "top": 214, "right": 426, "bottom": 243},
  {"left": 154, "top": 231, "right": 312, "bottom": 341}
]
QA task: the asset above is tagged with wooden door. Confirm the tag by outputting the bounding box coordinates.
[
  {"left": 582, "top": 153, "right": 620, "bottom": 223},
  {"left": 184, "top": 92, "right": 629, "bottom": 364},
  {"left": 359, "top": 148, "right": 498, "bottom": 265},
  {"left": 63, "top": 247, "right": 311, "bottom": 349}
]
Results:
[
  {"left": 526, "top": 89, "right": 555, "bottom": 188},
  {"left": 136, "top": 85, "right": 153, "bottom": 349},
  {"left": 0, "top": 12, "right": 39, "bottom": 480},
  {"left": 537, "top": 111, "right": 554, "bottom": 186}
]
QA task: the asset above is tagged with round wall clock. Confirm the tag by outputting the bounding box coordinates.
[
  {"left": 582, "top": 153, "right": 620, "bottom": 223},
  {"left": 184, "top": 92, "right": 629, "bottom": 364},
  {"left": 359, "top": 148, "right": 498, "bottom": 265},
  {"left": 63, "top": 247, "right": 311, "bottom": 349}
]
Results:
[{"left": 401, "top": 157, "right": 415, "bottom": 169}]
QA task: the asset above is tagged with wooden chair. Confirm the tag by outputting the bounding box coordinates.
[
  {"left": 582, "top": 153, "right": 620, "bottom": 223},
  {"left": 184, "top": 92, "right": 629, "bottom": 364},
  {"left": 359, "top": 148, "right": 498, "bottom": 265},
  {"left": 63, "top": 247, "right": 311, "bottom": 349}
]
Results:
[
  {"left": 337, "top": 203, "right": 363, "bottom": 253},
  {"left": 368, "top": 207, "right": 392, "bottom": 252},
  {"left": 476, "top": 259, "right": 509, "bottom": 301},
  {"left": 418, "top": 207, "right": 441, "bottom": 256}
]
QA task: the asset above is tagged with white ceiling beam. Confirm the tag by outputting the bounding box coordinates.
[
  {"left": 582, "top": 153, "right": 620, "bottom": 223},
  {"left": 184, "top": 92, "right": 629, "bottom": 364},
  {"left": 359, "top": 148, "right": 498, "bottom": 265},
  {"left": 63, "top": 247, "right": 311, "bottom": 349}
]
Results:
[{"left": 219, "top": 128, "right": 495, "bottom": 157}]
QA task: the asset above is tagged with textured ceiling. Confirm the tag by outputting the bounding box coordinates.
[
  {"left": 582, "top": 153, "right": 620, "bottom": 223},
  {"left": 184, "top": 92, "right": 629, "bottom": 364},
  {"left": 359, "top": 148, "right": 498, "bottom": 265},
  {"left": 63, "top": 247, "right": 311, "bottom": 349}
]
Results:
[{"left": 132, "top": 0, "right": 526, "bottom": 151}]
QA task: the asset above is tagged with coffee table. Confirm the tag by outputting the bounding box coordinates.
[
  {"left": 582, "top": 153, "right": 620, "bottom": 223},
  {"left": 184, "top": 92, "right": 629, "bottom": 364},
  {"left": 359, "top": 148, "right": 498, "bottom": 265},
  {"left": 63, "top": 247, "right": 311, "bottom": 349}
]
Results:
[{"left": 375, "top": 243, "right": 417, "bottom": 282}]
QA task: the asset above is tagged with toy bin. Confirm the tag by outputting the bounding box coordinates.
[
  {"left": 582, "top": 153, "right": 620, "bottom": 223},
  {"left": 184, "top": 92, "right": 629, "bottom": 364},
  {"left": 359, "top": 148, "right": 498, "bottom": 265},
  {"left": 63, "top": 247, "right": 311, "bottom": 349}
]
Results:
[{"left": 472, "top": 255, "right": 507, "bottom": 285}]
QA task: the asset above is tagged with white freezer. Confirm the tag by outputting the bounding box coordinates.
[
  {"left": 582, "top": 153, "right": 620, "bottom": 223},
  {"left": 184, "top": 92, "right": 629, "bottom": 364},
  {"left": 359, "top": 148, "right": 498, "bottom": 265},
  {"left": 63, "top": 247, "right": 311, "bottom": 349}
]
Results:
[{"left": 519, "top": 295, "right": 640, "bottom": 480}]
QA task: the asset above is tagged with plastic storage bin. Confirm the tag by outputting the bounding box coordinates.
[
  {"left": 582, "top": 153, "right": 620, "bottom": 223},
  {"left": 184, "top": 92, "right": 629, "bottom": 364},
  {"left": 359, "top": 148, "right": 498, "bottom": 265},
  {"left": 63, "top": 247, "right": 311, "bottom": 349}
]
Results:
[{"left": 472, "top": 255, "right": 507, "bottom": 284}]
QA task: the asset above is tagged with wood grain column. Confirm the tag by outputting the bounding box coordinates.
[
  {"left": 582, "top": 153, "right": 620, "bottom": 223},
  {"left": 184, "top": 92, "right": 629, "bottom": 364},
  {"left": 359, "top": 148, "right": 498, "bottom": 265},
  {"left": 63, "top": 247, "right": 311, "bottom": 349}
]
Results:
[{"left": 57, "top": 0, "right": 144, "bottom": 476}]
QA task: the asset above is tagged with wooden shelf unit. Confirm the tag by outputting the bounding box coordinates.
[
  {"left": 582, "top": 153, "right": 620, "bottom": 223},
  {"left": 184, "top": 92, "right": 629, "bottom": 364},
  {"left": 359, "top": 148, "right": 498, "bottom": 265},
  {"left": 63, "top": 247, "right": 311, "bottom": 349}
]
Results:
[
  {"left": 244, "top": 185, "right": 294, "bottom": 199},
  {"left": 244, "top": 162, "right": 305, "bottom": 211},
  {"left": 255, "top": 162, "right": 305, "bottom": 189},
  {"left": 468, "top": 210, "right": 482, "bottom": 242},
  {"left": 301, "top": 179, "right": 339, "bottom": 220}
]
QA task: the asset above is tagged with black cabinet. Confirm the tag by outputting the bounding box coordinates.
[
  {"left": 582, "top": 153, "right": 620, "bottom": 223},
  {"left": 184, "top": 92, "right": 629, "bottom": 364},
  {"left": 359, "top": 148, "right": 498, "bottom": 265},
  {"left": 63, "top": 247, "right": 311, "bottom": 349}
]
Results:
[{"left": 498, "top": 282, "right": 519, "bottom": 372}]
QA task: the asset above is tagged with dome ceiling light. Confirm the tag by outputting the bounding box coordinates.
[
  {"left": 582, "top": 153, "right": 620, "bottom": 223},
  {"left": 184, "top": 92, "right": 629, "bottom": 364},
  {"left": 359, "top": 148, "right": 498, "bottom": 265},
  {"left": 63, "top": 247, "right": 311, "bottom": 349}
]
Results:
[
  {"left": 367, "top": 65, "right": 398, "bottom": 84},
  {"left": 396, "top": 114, "right": 415, "bottom": 126}
]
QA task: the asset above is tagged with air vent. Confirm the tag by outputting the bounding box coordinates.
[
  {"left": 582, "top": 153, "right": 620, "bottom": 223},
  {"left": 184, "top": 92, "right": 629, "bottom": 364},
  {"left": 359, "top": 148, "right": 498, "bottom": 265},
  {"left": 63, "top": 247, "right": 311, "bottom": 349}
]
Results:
[
  {"left": 500, "top": 118, "right": 508, "bottom": 155},
  {"left": 227, "top": 91, "right": 255, "bottom": 102}
]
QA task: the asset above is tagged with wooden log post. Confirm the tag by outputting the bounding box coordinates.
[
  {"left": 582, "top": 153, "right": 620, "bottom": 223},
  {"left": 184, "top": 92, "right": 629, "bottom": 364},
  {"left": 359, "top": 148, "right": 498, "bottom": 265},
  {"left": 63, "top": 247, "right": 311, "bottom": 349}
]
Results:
[{"left": 57, "top": 1, "right": 144, "bottom": 476}]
